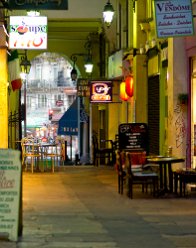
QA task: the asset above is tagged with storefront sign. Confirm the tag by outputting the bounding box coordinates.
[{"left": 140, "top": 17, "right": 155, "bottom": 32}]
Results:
[
  {"left": 154, "top": 0, "right": 194, "bottom": 38},
  {"left": 9, "top": 0, "right": 68, "bottom": 10},
  {"left": 9, "top": 16, "right": 47, "bottom": 50},
  {"left": 90, "top": 81, "right": 112, "bottom": 103},
  {"left": 77, "top": 79, "right": 90, "bottom": 97},
  {"left": 0, "top": 149, "right": 21, "bottom": 241},
  {"left": 56, "top": 100, "right": 64, "bottom": 106}
]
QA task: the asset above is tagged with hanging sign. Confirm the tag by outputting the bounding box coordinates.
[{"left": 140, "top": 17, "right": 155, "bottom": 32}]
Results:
[
  {"left": 77, "top": 79, "right": 90, "bottom": 97},
  {"left": 90, "top": 81, "right": 112, "bottom": 103},
  {"left": 8, "top": 0, "right": 68, "bottom": 10},
  {"left": 9, "top": 16, "right": 47, "bottom": 50},
  {"left": 154, "top": 0, "right": 194, "bottom": 38},
  {"left": 0, "top": 149, "right": 21, "bottom": 241}
]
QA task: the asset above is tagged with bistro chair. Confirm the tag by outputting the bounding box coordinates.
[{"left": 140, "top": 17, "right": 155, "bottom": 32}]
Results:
[
  {"left": 125, "top": 151, "right": 159, "bottom": 199},
  {"left": 21, "top": 137, "right": 41, "bottom": 173},
  {"left": 115, "top": 150, "right": 150, "bottom": 195},
  {"left": 115, "top": 150, "right": 126, "bottom": 194},
  {"left": 92, "top": 134, "right": 115, "bottom": 166},
  {"left": 44, "top": 143, "right": 63, "bottom": 172}
]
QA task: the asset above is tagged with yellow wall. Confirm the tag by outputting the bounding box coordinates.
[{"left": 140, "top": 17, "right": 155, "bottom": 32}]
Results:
[{"left": 0, "top": 49, "right": 8, "bottom": 148}]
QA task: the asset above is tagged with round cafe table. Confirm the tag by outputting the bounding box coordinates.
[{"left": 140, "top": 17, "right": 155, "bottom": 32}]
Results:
[{"left": 147, "top": 156, "right": 185, "bottom": 194}]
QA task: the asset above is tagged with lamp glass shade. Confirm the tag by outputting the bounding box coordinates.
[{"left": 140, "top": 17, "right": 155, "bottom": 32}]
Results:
[
  {"left": 125, "top": 76, "right": 134, "bottom": 97},
  {"left": 71, "top": 68, "right": 78, "bottom": 81},
  {"left": 120, "top": 82, "right": 129, "bottom": 101},
  {"left": 20, "top": 59, "right": 31, "bottom": 74},
  {"left": 27, "top": 10, "right": 40, "bottom": 16},
  {"left": 103, "top": 1, "right": 114, "bottom": 27},
  {"left": 84, "top": 62, "right": 93, "bottom": 73}
]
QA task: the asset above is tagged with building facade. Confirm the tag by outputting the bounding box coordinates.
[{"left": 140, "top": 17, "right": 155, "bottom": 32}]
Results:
[{"left": 1, "top": 0, "right": 196, "bottom": 170}]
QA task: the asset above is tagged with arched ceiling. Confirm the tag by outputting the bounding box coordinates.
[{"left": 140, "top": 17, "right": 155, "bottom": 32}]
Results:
[
  {"left": 3, "top": 0, "right": 112, "bottom": 42},
  {"left": 48, "top": 18, "right": 103, "bottom": 42}
]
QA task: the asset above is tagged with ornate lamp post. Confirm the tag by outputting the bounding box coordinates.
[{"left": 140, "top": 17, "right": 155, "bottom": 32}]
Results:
[
  {"left": 103, "top": 0, "right": 115, "bottom": 28},
  {"left": 20, "top": 50, "right": 31, "bottom": 137}
]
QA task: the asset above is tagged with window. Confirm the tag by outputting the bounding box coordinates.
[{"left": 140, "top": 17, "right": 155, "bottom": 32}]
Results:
[{"left": 36, "top": 64, "right": 42, "bottom": 80}]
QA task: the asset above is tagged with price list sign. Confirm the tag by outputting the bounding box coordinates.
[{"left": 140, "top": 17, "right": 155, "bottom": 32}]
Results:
[
  {"left": 0, "top": 149, "right": 21, "bottom": 241},
  {"left": 118, "top": 123, "right": 148, "bottom": 151}
]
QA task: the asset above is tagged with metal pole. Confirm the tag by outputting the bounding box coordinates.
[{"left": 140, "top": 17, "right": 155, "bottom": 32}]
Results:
[{"left": 24, "top": 78, "right": 27, "bottom": 137}]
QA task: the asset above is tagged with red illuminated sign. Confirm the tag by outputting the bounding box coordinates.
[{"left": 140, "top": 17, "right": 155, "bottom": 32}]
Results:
[{"left": 90, "top": 81, "right": 112, "bottom": 103}]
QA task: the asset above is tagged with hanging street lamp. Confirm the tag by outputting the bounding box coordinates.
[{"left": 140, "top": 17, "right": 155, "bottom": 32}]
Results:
[{"left": 103, "top": 0, "right": 115, "bottom": 28}]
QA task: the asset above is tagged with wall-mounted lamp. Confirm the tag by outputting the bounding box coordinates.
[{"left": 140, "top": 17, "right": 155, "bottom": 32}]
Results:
[
  {"left": 20, "top": 50, "right": 31, "bottom": 74},
  {"left": 70, "top": 55, "right": 78, "bottom": 81},
  {"left": 27, "top": 10, "right": 40, "bottom": 17},
  {"left": 70, "top": 37, "right": 94, "bottom": 77},
  {"left": 103, "top": 0, "right": 115, "bottom": 28},
  {"left": 84, "top": 39, "right": 93, "bottom": 73},
  {"left": 84, "top": 56, "right": 93, "bottom": 73},
  {"left": 20, "top": 50, "right": 31, "bottom": 137}
]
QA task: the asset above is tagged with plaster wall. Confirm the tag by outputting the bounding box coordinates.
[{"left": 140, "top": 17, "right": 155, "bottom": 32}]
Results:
[{"left": 168, "top": 38, "right": 188, "bottom": 169}]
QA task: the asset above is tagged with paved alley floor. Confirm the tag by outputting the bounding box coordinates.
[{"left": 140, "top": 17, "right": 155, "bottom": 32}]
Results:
[{"left": 1, "top": 165, "right": 196, "bottom": 248}]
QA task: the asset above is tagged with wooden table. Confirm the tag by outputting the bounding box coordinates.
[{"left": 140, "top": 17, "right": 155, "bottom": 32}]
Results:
[
  {"left": 22, "top": 142, "right": 57, "bottom": 172},
  {"left": 147, "top": 156, "right": 185, "bottom": 194}
]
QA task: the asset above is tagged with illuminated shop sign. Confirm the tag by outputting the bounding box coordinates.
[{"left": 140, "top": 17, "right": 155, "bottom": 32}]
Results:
[
  {"left": 77, "top": 79, "right": 90, "bottom": 97},
  {"left": 90, "top": 81, "right": 112, "bottom": 103},
  {"left": 9, "top": 16, "right": 47, "bottom": 50},
  {"left": 154, "top": 0, "right": 194, "bottom": 38},
  {"left": 9, "top": 0, "right": 68, "bottom": 10}
]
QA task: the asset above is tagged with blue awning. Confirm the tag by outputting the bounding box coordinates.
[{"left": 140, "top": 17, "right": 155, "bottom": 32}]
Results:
[{"left": 57, "top": 99, "right": 78, "bottom": 136}]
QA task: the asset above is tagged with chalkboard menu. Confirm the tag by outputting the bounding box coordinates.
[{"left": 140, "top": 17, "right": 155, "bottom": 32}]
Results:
[
  {"left": 118, "top": 123, "right": 148, "bottom": 151},
  {"left": 0, "top": 149, "right": 21, "bottom": 241}
]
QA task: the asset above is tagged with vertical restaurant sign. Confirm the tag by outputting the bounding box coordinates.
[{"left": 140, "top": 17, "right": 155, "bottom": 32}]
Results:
[
  {"left": 0, "top": 149, "right": 21, "bottom": 241},
  {"left": 9, "top": 16, "right": 47, "bottom": 50},
  {"left": 154, "top": 0, "right": 194, "bottom": 38},
  {"left": 8, "top": 0, "right": 68, "bottom": 10},
  {"left": 77, "top": 79, "right": 90, "bottom": 97},
  {"left": 90, "top": 81, "right": 112, "bottom": 103}
]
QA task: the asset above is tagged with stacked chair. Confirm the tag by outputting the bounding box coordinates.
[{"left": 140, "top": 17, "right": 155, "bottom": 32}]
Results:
[
  {"left": 44, "top": 143, "right": 63, "bottom": 172},
  {"left": 21, "top": 137, "right": 41, "bottom": 173}
]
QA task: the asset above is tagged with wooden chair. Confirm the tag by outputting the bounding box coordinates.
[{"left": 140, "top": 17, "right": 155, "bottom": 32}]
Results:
[
  {"left": 115, "top": 150, "right": 148, "bottom": 195},
  {"left": 115, "top": 150, "right": 126, "bottom": 194},
  {"left": 125, "top": 151, "right": 159, "bottom": 199},
  {"left": 44, "top": 144, "right": 61, "bottom": 172},
  {"left": 92, "top": 134, "right": 115, "bottom": 166},
  {"left": 21, "top": 137, "right": 41, "bottom": 173}
]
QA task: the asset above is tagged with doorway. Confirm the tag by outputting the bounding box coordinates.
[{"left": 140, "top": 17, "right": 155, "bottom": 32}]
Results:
[{"left": 148, "top": 75, "right": 160, "bottom": 155}]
